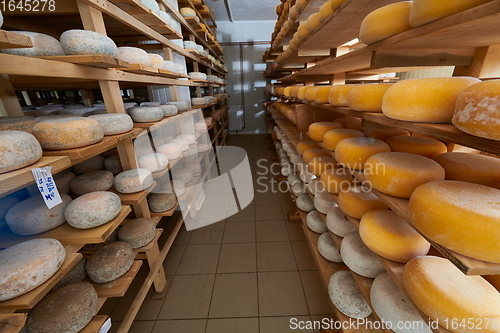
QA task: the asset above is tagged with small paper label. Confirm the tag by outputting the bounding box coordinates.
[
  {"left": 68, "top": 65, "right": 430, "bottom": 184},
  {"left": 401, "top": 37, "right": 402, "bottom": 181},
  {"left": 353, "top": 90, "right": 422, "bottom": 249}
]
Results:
[
  {"left": 98, "top": 318, "right": 112, "bottom": 333},
  {"left": 31, "top": 166, "right": 62, "bottom": 209}
]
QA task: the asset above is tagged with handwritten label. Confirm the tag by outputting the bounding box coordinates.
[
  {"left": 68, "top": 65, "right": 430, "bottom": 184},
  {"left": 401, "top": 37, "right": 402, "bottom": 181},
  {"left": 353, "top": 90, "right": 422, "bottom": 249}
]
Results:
[
  {"left": 98, "top": 318, "right": 112, "bottom": 333},
  {"left": 31, "top": 166, "right": 62, "bottom": 209}
]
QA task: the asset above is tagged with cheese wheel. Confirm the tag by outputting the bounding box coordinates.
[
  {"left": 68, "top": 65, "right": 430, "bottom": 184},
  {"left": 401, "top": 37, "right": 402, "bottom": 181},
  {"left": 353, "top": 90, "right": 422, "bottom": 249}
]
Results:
[
  {"left": 177, "top": 134, "right": 196, "bottom": 145},
  {"left": 314, "top": 192, "right": 336, "bottom": 214},
  {"left": 453, "top": 80, "right": 500, "bottom": 140},
  {"left": 148, "top": 193, "right": 177, "bottom": 212},
  {"left": 65, "top": 191, "right": 121, "bottom": 229},
  {"left": 307, "top": 177, "right": 325, "bottom": 196},
  {"left": 328, "top": 85, "right": 355, "bottom": 106},
  {"left": 283, "top": 87, "right": 293, "bottom": 97},
  {"left": 0, "top": 116, "right": 35, "bottom": 133},
  {"left": 167, "top": 101, "right": 189, "bottom": 111},
  {"left": 328, "top": 270, "right": 372, "bottom": 319},
  {"left": 290, "top": 152, "right": 303, "bottom": 164},
  {"left": 303, "top": 148, "right": 330, "bottom": 163},
  {"left": 344, "top": 121, "right": 363, "bottom": 131},
  {"left": 433, "top": 152, "right": 500, "bottom": 188},
  {"left": 117, "top": 47, "right": 151, "bottom": 66},
  {"left": 157, "top": 143, "right": 183, "bottom": 161},
  {"left": 359, "top": 209, "right": 430, "bottom": 263},
  {"left": 306, "top": 210, "right": 328, "bottom": 233},
  {"left": 409, "top": 0, "right": 492, "bottom": 28},
  {"left": 104, "top": 155, "right": 123, "bottom": 175},
  {"left": 323, "top": 129, "right": 365, "bottom": 151},
  {"left": 340, "top": 232, "right": 386, "bottom": 278},
  {"left": 371, "top": 273, "right": 433, "bottom": 333},
  {"left": 306, "top": 13, "right": 322, "bottom": 32},
  {"left": 385, "top": 135, "right": 447, "bottom": 158},
  {"left": 73, "top": 155, "right": 105, "bottom": 174},
  {"left": 60, "top": 29, "right": 118, "bottom": 57},
  {"left": 89, "top": 114, "right": 133, "bottom": 135},
  {"left": 70, "top": 170, "right": 114, "bottom": 196},
  {"left": 0, "top": 238, "right": 65, "bottom": 301},
  {"left": 290, "top": 86, "right": 302, "bottom": 98},
  {"left": 159, "top": 104, "right": 178, "bottom": 116},
  {"left": 86, "top": 242, "right": 134, "bottom": 283},
  {"left": 184, "top": 161, "right": 202, "bottom": 175},
  {"left": 304, "top": 88, "right": 318, "bottom": 101},
  {"left": 292, "top": 182, "right": 307, "bottom": 196},
  {"left": 348, "top": 84, "right": 393, "bottom": 112},
  {"left": 296, "top": 141, "right": 320, "bottom": 155},
  {"left": 172, "top": 168, "right": 194, "bottom": 184},
  {"left": 114, "top": 168, "right": 154, "bottom": 193},
  {"left": 318, "top": 0, "right": 335, "bottom": 22},
  {"left": 298, "top": 86, "right": 315, "bottom": 100},
  {"left": 337, "top": 186, "right": 388, "bottom": 219},
  {"left": 318, "top": 232, "right": 342, "bottom": 262},
  {"left": 320, "top": 168, "right": 354, "bottom": 194},
  {"left": 0, "top": 131, "right": 43, "bottom": 174},
  {"left": 404, "top": 256, "right": 500, "bottom": 333},
  {"left": 0, "top": 196, "right": 19, "bottom": 230},
  {"left": 326, "top": 206, "right": 356, "bottom": 237},
  {"left": 308, "top": 122, "right": 343, "bottom": 141},
  {"left": 288, "top": 174, "right": 301, "bottom": 186},
  {"left": 138, "top": 153, "right": 169, "bottom": 172},
  {"left": 333, "top": 117, "right": 359, "bottom": 127},
  {"left": 148, "top": 53, "right": 164, "bottom": 68},
  {"left": 359, "top": 2, "right": 413, "bottom": 45},
  {"left": 170, "top": 138, "right": 189, "bottom": 152},
  {"left": 2, "top": 31, "right": 64, "bottom": 57},
  {"left": 314, "top": 86, "right": 333, "bottom": 104},
  {"left": 128, "top": 106, "right": 164, "bottom": 123},
  {"left": 409, "top": 180, "right": 500, "bottom": 263},
  {"left": 180, "top": 7, "right": 196, "bottom": 17},
  {"left": 32, "top": 117, "right": 104, "bottom": 150},
  {"left": 383, "top": 77, "right": 480, "bottom": 123},
  {"left": 296, "top": 194, "right": 315, "bottom": 212},
  {"left": 307, "top": 156, "right": 336, "bottom": 176},
  {"left": 118, "top": 218, "right": 156, "bottom": 249}
]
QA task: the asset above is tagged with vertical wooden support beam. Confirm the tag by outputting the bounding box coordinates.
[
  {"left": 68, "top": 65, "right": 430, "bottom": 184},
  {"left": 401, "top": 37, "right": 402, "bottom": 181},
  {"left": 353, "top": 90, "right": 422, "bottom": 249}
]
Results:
[
  {"left": 117, "top": 139, "right": 138, "bottom": 170},
  {"left": 453, "top": 44, "right": 500, "bottom": 78},
  {"left": 163, "top": 47, "right": 180, "bottom": 101},
  {"left": 329, "top": 72, "right": 346, "bottom": 85},
  {"left": 77, "top": 0, "right": 107, "bottom": 35},
  {"left": 80, "top": 89, "right": 95, "bottom": 107},
  {"left": 0, "top": 74, "right": 23, "bottom": 117},
  {"left": 145, "top": 242, "right": 168, "bottom": 294},
  {"left": 98, "top": 81, "right": 125, "bottom": 113}
]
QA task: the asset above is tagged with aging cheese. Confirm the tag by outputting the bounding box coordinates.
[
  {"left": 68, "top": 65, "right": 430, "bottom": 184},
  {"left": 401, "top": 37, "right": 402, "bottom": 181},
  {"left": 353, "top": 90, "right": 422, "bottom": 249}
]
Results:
[
  {"left": 326, "top": 206, "right": 356, "bottom": 237},
  {"left": 318, "top": 232, "right": 342, "bottom": 262},
  {"left": 170, "top": 138, "right": 189, "bottom": 152},
  {"left": 323, "top": 129, "right": 365, "bottom": 151},
  {"left": 184, "top": 161, "right": 202, "bottom": 175},
  {"left": 304, "top": 87, "right": 318, "bottom": 101},
  {"left": 364, "top": 128, "right": 410, "bottom": 141},
  {"left": 86, "top": 242, "right": 135, "bottom": 284},
  {"left": 307, "top": 156, "right": 337, "bottom": 176},
  {"left": 157, "top": 143, "right": 183, "bottom": 160},
  {"left": 382, "top": 77, "right": 480, "bottom": 123},
  {"left": 409, "top": 180, "right": 500, "bottom": 263},
  {"left": 403, "top": 256, "right": 500, "bottom": 333},
  {"left": 298, "top": 86, "right": 315, "bottom": 100},
  {"left": 119, "top": 218, "right": 156, "bottom": 249},
  {"left": 2, "top": 31, "right": 64, "bottom": 56},
  {"left": 320, "top": 168, "right": 354, "bottom": 194},
  {"left": 172, "top": 168, "right": 194, "bottom": 184},
  {"left": 73, "top": 155, "right": 105, "bottom": 174},
  {"left": 0, "top": 130, "right": 43, "bottom": 174},
  {"left": 333, "top": 117, "right": 359, "bottom": 127},
  {"left": 359, "top": 209, "right": 430, "bottom": 263},
  {"left": 117, "top": 46, "right": 151, "bottom": 66},
  {"left": 340, "top": 232, "right": 386, "bottom": 278},
  {"left": 148, "top": 193, "right": 177, "bottom": 212},
  {"left": 306, "top": 210, "right": 328, "bottom": 233},
  {"left": 89, "top": 114, "right": 133, "bottom": 135},
  {"left": 335, "top": 137, "right": 391, "bottom": 171},
  {"left": 306, "top": 13, "right": 322, "bottom": 32},
  {"left": 364, "top": 152, "right": 445, "bottom": 198},
  {"left": 159, "top": 104, "right": 178, "bottom": 117},
  {"left": 138, "top": 153, "right": 169, "bottom": 172},
  {"left": 328, "top": 85, "right": 355, "bottom": 106},
  {"left": 337, "top": 186, "right": 388, "bottom": 219},
  {"left": 348, "top": 84, "right": 393, "bottom": 112},
  {"left": 177, "top": 134, "right": 196, "bottom": 145},
  {"left": 128, "top": 106, "right": 164, "bottom": 123},
  {"left": 65, "top": 191, "right": 121, "bottom": 229},
  {"left": 386, "top": 135, "right": 447, "bottom": 158},
  {"left": 70, "top": 170, "right": 114, "bottom": 196},
  {"left": 303, "top": 148, "right": 331, "bottom": 163},
  {"left": 0, "top": 116, "right": 35, "bottom": 133},
  {"left": 314, "top": 192, "right": 336, "bottom": 214},
  {"left": 344, "top": 121, "right": 363, "bottom": 131},
  {"left": 328, "top": 270, "right": 372, "bottom": 319},
  {"left": 308, "top": 122, "right": 343, "bottom": 141},
  {"left": 60, "top": 29, "right": 118, "bottom": 57},
  {"left": 104, "top": 155, "right": 123, "bottom": 175},
  {"left": 114, "top": 169, "right": 154, "bottom": 193},
  {"left": 292, "top": 182, "right": 307, "bottom": 196},
  {"left": 0, "top": 196, "right": 19, "bottom": 230},
  {"left": 307, "top": 177, "right": 325, "bottom": 196},
  {"left": 314, "top": 86, "right": 334, "bottom": 104},
  {"left": 318, "top": 0, "right": 335, "bottom": 22},
  {"left": 296, "top": 194, "right": 315, "bottom": 212}
]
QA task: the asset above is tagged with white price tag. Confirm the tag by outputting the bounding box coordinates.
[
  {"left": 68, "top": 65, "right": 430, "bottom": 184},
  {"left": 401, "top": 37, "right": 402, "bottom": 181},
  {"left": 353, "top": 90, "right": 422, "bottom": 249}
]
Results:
[
  {"left": 31, "top": 166, "right": 63, "bottom": 209},
  {"left": 98, "top": 318, "right": 112, "bottom": 333}
]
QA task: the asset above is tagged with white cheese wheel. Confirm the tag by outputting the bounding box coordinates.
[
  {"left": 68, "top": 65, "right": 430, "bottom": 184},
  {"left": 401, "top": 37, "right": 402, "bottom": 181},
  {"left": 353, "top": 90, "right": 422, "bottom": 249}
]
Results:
[
  {"left": 114, "top": 168, "right": 153, "bottom": 193},
  {"left": 198, "top": 143, "right": 212, "bottom": 152},
  {"left": 70, "top": 170, "right": 114, "bottom": 196},
  {"left": 157, "top": 143, "right": 183, "bottom": 160},
  {"left": 177, "top": 134, "right": 196, "bottom": 145},
  {"left": 162, "top": 60, "right": 175, "bottom": 71},
  {"left": 86, "top": 242, "right": 134, "bottom": 283},
  {"left": 288, "top": 174, "right": 301, "bottom": 186},
  {"left": 140, "top": 0, "right": 160, "bottom": 12},
  {"left": 117, "top": 46, "right": 151, "bottom": 66},
  {"left": 159, "top": 104, "right": 178, "bottom": 116},
  {"left": 104, "top": 155, "right": 123, "bottom": 175},
  {"left": 118, "top": 218, "right": 156, "bottom": 249},
  {"left": 148, "top": 193, "right": 177, "bottom": 212},
  {"left": 183, "top": 161, "right": 202, "bottom": 175},
  {"left": 195, "top": 121, "right": 207, "bottom": 131},
  {"left": 0, "top": 130, "right": 42, "bottom": 174},
  {"left": 290, "top": 153, "right": 303, "bottom": 164},
  {"left": 341, "top": 232, "right": 386, "bottom": 278},
  {"left": 314, "top": 191, "right": 335, "bottom": 214},
  {"left": 0, "top": 116, "right": 36, "bottom": 133},
  {"left": 318, "top": 232, "right": 342, "bottom": 262},
  {"left": 306, "top": 210, "right": 328, "bottom": 233},
  {"left": 328, "top": 270, "right": 372, "bottom": 319},
  {"left": 281, "top": 164, "right": 292, "bottom": 176},
  {"left": 138, "top": 153, "right": 169, "bottom": 172},
  {"left": 326, "top": 206, "right": 356, "bottom": 237},
  {"left": 65, "top": 191, "right": 121, "bottom": 229},
  {"left": 89, "top": 114, "right": 133, "bottom": 136},
  {"left": 172, "top": 168, "right": 194, "bottom": 184},
  {"left": 170, "top": 138, "right": 189, "bottom": 152},
  {"left": 192, "top": 97, "right": 207, "bottom": 105},
  {"left": 307, "top": 177, "right": 325, "bottom": 196},
  {"left": 60, "top": 29, "right": 117, "bottom": 57},
  {"left": 0, "top": 238, "right": 65, "bottom": 301},
  {"left": 296, "top": 194, "right": 315, "bottom": 212},
  {"left": 0, "top": 196, "right": 19, "bottom": 230},
  {"left": 128, "top": 106, "right": 164, "bottom": 123},
  {"left": 2, "top": 31, "right": 64, "bottom": 56},
  {"left": 292, "top": 181, "right": 307, "bottom": 196},
  {"left": 161, "top": 179, "right": 186, "bottom": 196},
  {"left": 148, "top": 53, "right": 164, "bottom": 68},
  {"left": 73, "top": 155, "right": 105, "bottom": 174}
]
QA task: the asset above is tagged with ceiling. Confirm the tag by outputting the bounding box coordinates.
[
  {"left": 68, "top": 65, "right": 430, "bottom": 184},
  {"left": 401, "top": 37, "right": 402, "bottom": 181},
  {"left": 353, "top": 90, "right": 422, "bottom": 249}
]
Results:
[{"left": 204, "top": 0, "right": 281, "bottom": 22}]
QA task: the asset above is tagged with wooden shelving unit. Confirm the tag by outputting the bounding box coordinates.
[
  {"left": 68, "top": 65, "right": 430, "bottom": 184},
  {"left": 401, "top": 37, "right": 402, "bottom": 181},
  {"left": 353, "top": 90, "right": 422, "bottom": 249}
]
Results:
[{"left": 0, "top": 30, "right": 32, "bottom": 49}]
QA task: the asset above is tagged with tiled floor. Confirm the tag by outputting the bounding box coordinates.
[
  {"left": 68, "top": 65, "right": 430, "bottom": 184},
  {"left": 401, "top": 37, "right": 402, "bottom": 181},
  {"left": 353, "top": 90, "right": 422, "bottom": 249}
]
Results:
[{"left": 104, "top": 134, "right": 335, "bottom": 333}]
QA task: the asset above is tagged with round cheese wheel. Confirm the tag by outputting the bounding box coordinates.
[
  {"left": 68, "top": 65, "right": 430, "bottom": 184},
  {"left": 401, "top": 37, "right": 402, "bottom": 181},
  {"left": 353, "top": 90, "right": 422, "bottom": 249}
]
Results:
[
  {"left": 60, "top": 29, "right": 118, "bottom": 57},
  {"left": 382, "top": 77, "right": 480, "bottom": 123},
  {"left": 308, "top": 122, "right": 343, "bottom": 141},
  {"left": 198, "top": 143, "right": 212, "bottom": 153},
  {"left": 114, "top": 169, "right": 154, "bottom": 193},
  {"left": 341, "top": 232, "right": 386, "bottom": 278},
  {"left": 172, "top": 168, "right": 194, "bottom": 184},
  {"left": 297, "top": 86, "right": 316, "bottom": 100},
  {"left": 345, "top": 121, "right": 363, "bottom": 131},
  {"left": 86, "top": 241, "right": 134, "bottom": 283},
  {"left": 2, "top": 31, "right": 64, "bottom": 57},
  {"left": 177, "top": 134, "right": 196, "bottom": 146},
  {"left": 364, "top": 152, "right": 445, "bottom": 198},
  {"left": 148, "top": 193, "right": 177, "bottom": 212},
  {"left": 348, "top": 84, "right": 393, "bottom": 112},
  {"left": 288, "top": 174, "right": 301, "bottom": 186},
  {"left": 328, "top": 270, "right": 372, "bottom": 319},
  {"left": 335, "top": 137, "right": 391, "bottom": 170},
  {"left": 371, "top": 273, "right": 433, "bottom": 333},
  {"left": 320, "top": 168, "right": 354, "bottom": 194},
  {"left": 138, "top": 153, "right": 169, "bottom": 172},
  {"left": 303, "top": 148, "right": 331, "bottom": 164},
  {"left": 167, "top": 101, "right": 189, "bottom": 111},
  {"left": 385, "top": 135, "right": 447, "bottom": 158},
  {"left": 314, "top": 86, "right": 334, "bottom": 104},
  {"left": 159, "top": 104, "right": 178, "bottom": 116},
  {"left": 73, "top": 155, "right": 105, "bottom": 174},
  {"left": 89, "top": 114, "right": 133, "bottom": 135},
  {"left": 306, "top": 13, "right": 322, "bottom": 32},
  {"left": 364, "top": 128, "right": 411, "bottom": 141},
  {"left": 65, "top": 191, "right": 121, "bottom": 229},
  {"left": 119, "top": 218, "right": 156, "bottom": 249},
  {"left": 333, "top": 117, "right": 359, "bottom": 127},
  {"left": 184, "top": 161, "right": 202, "bottom": 175},
  {"left": 128, "top": 106, "right": 164, "bottom": 123},
  {"left": 326, "top": 206, "right": 356, "bottom": 237},
  {"left": 296, "top": 194, "right": 315, "bottom": 212},
  {"left": 104, "top": 155, "right": 123, "bottom": 175},
  {"left": 305, "top": 88, "right": 318, "bottom": 101},
  {"left": 323, "top": 129, "right": 365, "bottom": 151},
  {"left": 337, "top": 186, "right": 388, "bottom": 219},
  {"left": 308, "top": 156, "right": 337, "bottom": 176},
  {"left": 32, "top": 117, "right": 104, "bottom": 150},
  {"left": 453, "top": 80, "right": 500, "bottom": 140},
  {"left": 0, "top": 116, "right": 35, "bottom": 133},
  {"left": 170, "top": 138, "right": 189, "bottom": 152},
  {"left": 328, "top": 85, "right": 355, "bottom": 106},
  {"left": 314, "top": 192, "right": 336, "bottom": 214},
  {"left": 192, "top": 97, "right": 207, "bottom": 106},
  {"left": 433, "top": 152, "right": 500, "bottom": 188},
  {"left": 0, "top": 130, "right": 42, "bottom": 174},
  {"left": 359, "top": 209, "right": 430, "bottom": 263},
  {"left": 70, "top": 170, "right": 114, "bottom": 196},
  {"left": 117, "top": 46, "right": 151, "bottom": 66},
  {"left": 306, "top": 210, "right": 328, "bottom": 233},
  {"left": 359, "top": 2, "right": 413, "bottom": 45},
  {"left": 172, "top": 179, "right": 186, "bottom": 197},
  {"left": 296, "top": 141, "right": 320, "bottom": 155},
  {"left": 404, "top": 256, "right": 500, "bottom": 333},
  {"left": 318, "top": 232, "right": 342, "bottom": 262},
  {"left": 27, "top": 282, "right": 98, "bottom": 333},
  {"left": 0, "top": 196, "right": 19, "bottom": 230},
  {"left": 292, "top": 182, "right": 307, "bottom": 196},
  {"left": 148, "top": 53, "right": 164, "bottom": 68},
  {"left": 290, "top": 152, "right": 303, "bottom": 164},
  {"left": 157, "top": 143, "right": 183, "bottom": 160},
  {"left": 0, "top": 238, "right": 65, "bottom": 301},
  {"left": 318, "top": 0, "right": 335, "bottom": 22},
  {"left": 409, "top": 180, "right": 500, "bottom": 263},
  {"left": 307, "top": 177, "right": 325, "bottom": 196}
]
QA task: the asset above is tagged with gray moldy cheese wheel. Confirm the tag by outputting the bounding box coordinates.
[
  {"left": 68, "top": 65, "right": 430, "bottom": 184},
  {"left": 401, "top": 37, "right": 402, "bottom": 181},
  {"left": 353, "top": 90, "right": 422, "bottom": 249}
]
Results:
[
  {"left": 51, "top": 257, "right": 87, "bottom": 292},
  {"left": 159, "top": 104, "right": 178, "bottom": 116},
  {"left": 27, "top": 282, "right": 98, "bottom": 333},
  {"left": 53, "top": 170, "right": 76, "bottom": 194},
  {"left": 6, "top": 193, "right": 72, "bottom": 236},
  {"left": 32, "top": 117, "right": 104, "bottom": 150},
  {"left": 69, "top": 170, "right": 114, "bottom": 196},
  {"left": 318, "top": 232, "right": 342, "bottom": 262},
  {"left": 341, "top": 232, "right": 386, "bottom": 278},
  {"left": 148, "top": 193, "right": 177, "bottom": 213},
  {"left": 296, "top": 194, "right": 315, "bottom": 212},
  {"left": 0, "top": 116, "right": 36, "bottom": 133},
  {"left": 172, "top": 168, "right": 194, "bottom": 184},
  {"left": 114, "top": 168, "right": 154, "bottom": 194},
  {"left": 1, "top": 31, "right": 64, "bottom": 56},
  {"left": 65, "top": 191, "right": 121, "bottom": 229},
  {"left": 118, "top": 218, "right": 156, "bottom": 249},
  {"left": 128, "top": 106, "right": 164, "bottom": 123},
  {"left": 104, "top": 155, "right": 123, "bottom": 175},
  {"left": 0, "top": 238, "right": 66, "bottom": 301},
  {"left": 314, "top": 192, "right": 335, "bottom": 214},
  {"left": 328, "top": 270, "right": 372, "bottom": 319},
  {"left": 0, "top": 130, "right": 43, "bottom": 174},
  {"left": 138, "top": 153, "right": 169, "bottom": 172},
  {"left": 0, "top": 196, "right": 19, "bottom": 229},
  {"left": 89, "top": 114, "right": 133, "bottom": 135},
  {"left": 60, "top": 29, "right": 118, "bottom": 57},
  {"left": 306, "top": 210, "right": 328, "bottom": 233},
  {"left": 72, "top": 155, "right": 105, "bottom": 174},
  {"left": 86, "top": 241, "right": 135, "bottom": 283},
  {"left": 326, "top": 207, "right": 356, "bottom": 237}
]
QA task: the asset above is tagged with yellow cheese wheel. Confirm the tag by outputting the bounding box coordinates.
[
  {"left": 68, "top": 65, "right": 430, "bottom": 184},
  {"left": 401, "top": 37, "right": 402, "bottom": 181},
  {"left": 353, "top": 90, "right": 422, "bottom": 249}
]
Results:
[
  {"left": 433, "top": 152, "right": 500, "bottom": 189},
  {"left": 320, "top": 168, "right": 354, "bottom": 194},
  {"left": 483, "top": 275, "right": 500, "bottom": 292},
  {"left": 359, "top": 209, "right": 430, "bottom": 263},
  {"left": 359, "top": 2, "right": 413, "bottom": 45},
  {"left": 409, "top": 180, "right": 500, "bottom": 263},
  {"left": 314, "top": 86, "right": 333, "bottom": 104},
  {"left": 294, "top": 0, "right": 307, "bottom": 10},
  {"left": 297, "top": 140, "right": 320, "bottom": 155},
  {"left": 453, "top": 80, "right": 500, "bottom": 141},
  {"left": 308, "top": 121, "right": 343, "bottom": 141},
  {"left": 344, "top": 121, "right": 363, "bottom": 131},
  {"left": 364, "top": 152, "right": 445, "bottom": 198},
  {"left": 303, "top": 148, "right": 330, "bottom": 163},
  {"left": 364, "top": 128, "right": 410, "bottom": 141},
  {"left": 337, "top": 186, "right": 388, "bottom": 219},
  {"left": 348, "top": 84, "right": 393, "bottom": 112},
  {"left": 335, "top": 137, "right": 391, "bottom": 170},
  {"left": 289, "top": 5, "right": 300, "bottom": 20},
  {"left": 404, "top": 256, "right": 500, "bottom": 333},
  {"left": 283, "top": 86, "right": 293, "bottom": 97},
  {"left": 323, "top": 129, "right": 365, "bottom": 151},
  {"left": 409, "top": 0, "right": 493, "bottom": 28},
  {"left": 305, "top": 87, "right": 318, "bottom": 101},
  {"left": 290, "top": 86, "right": 302, "bottom": 98},
  {"left": 333, "top": 117, "right": 359, "bottom": 127},
  {"left": 328, "top": 85, "right": 355, "bottom": 106},
  {"left": 298, "top": 86, "right": 315, "bottom": 100},
  {"left": 382, "top": 77, "right": 480, "bottom": 123},
  {"left": 308, "top": 156, "right": 337, "bottom": 176},
  {"left": 306, "top": 13, "right": 322, "bottom": 33},
  {"left": 385, "top": 135, "right": 447, "bottom": 158},
  {"left": 318, "top": 0, "right": 335, "bottom": 22}
]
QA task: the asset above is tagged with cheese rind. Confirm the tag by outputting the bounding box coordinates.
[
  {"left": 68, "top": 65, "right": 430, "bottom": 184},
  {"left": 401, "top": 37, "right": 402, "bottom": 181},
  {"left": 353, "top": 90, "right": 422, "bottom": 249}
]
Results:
[
  {"left": 308, "top": 122, "right": 343, "bottom": 141},
  {"left": 117, "top": 46, "right": 151, "bottom": 66},
  {"left": 320, "top": 168, "right": 354, "bottom": 194},
  {"left": 409, "top": 0, "right": 492, "bottom": 27},
  {"left": 0, "top": 116, "right": 36, "bottom": 133},
  {"left": 348, "top": 84, "right": 393, "bottom": 112},
  {"left": 329, "top": 85, "right": 355, "bottom": 106},
  {"left": 335, "top": 137, "right": 391, "bottom": 170},
  {"left": 65, "top": 191, "right": 122, "bottom": 229},
  {"left": 307, "top": 156, "right": 337, "bottom": 176},
  {"left": 138, "top": 153, "right": 169, "bottom": 172},
  {"left": 328, "top": 270, "right": 372, "bottom": 319},
  {"left": 307, "top": 210, "right": 328, "bottom": 233},
  {"left": 314, "top": 192, "right": 336, "bottom": 214},
  {"left": 340, "top": 232, "right": 386, "bottom": 278},
  {"left": 303, "top": 148, "right": 331, "bottom": 163},
  {"left": 148, "top": 193, "right": 177, "bottom": 213},
  {"left": 60, "top": 29, "right": 118, "bottom": 57},
  {"left": 305, "top": 88, "right": 318, "bottom": 101},
  {"left": 0, "top": 130, "right": 43, "bottom": 174},
  {"left": 114, "top": 169, "right": 154, "bottom": 193},
  {"left": 70, "top": 170, "right": 114, "bottom": 196},
  {"left": 314, "top": 86, "right": 333, "bottom": 104},
  {"left": 296, "top": 194, "right": 315, "bottom": 212},
  {"left": 2, "top": 31, "right": 64, "bottom": 56},
  {"left": 326, "top": 206, "right": 356, "bottom": 237},
  {"left": 89, "top": 114, "right": 133, "bottom": 135},
  {"left": 385, "top": 135, "right": 447, "bottom": 158},
  {"left": 297, "top": 141, "right": 320, "bottom": 155},
  {"left": 337, "top": 186, "right": 388, "bottom": 219},
  {"left": 318, "top": 232, "right": 342, "bottom": 262},
  {"left": 323, "top": 129, "right": 365, "bottom": 151},
  {"left": 86, "top": 242, "right": 134, "bottom": 283}
]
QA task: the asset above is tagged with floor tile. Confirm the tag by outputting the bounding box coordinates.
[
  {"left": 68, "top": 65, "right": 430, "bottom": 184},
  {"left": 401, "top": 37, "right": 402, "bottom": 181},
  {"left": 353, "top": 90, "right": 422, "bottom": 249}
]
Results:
[
  {"left": 280, "top": 203, "right": 296, "bottom": 218},
  {"left": 286, "top": 221, "right": 308, "bottom": 241},
  {"left": 158, "top": 274, "right": 215, "bottom": 320},
  {"left": 176, "top": 244, "right": 221, "bottom": 275},
  {"left": 109, "top": 321, "right": 155, "bottom": 333},
  {"left": 152, "top": 319, "right": 207, "bottom": 333},
  {"left": 254, "top": 191, "right": 281, "bottom": 205},
  {"left": 205, "top": 318, "right": 260, "bottom": 333},
  {"left": 311, "top": 315, "right": 341, "bottom": 333},
  {"left": 300, "top": 271, "right": 335, "bottom": 315},
  {"left": 188, "top": 221, "right": 225, "bottom": 244},
  {"left": 135, "top": 288, "right": 164, "bottom": 321},
  {"left": 173, "top": 224, "right": 192, "bottom": 245},
  {"left": 257, "top": 242, "right": 297, "bottom": 272},
  {"left": 217, "top": 243, "right": 257, "bottom": 273},
  {"left": 209, "top": 273, "right": 258, "bottom": 318},
  {"left": 292, "top": 241, "right": 319, "bottom": 271},
  {"left": 222, "top": 221, "right": 256, "bottom": 243},
  {"left": 278, "top": 190, "right": 294, "bottom": 204},
  {"left": 256, "top": 204, "right": 285, "bottom": 221},
  {"left": 162, "top": 244, "right": 186, "bottom": 276},
  {"left": 256, "top": 220, "right": 290, "bottom": 242},
  {"left": 226, "top": 204, "right": 255, "bottom": 222},
  {"left": 260, "top": 316, "right": 315, "bottom": 333}
]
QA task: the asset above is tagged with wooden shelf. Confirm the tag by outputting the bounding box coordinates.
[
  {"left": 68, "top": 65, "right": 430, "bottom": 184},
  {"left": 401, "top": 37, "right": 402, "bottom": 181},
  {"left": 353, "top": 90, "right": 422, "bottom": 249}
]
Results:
[
  {"left": 0, "top": 313, "right": 26, "bottom": 333},
  {"left": 192, "top": 101, "right": 218, "bottom": 109},
  {"left": 79, "top": 315, "right": 109, "bottom": 333},
  {"left": 42, "top": 138, "right": 118, "bottom": 161},
  {"left": 134, "top": 109, "right": 199, "bottom": 131},
  {"left": 0, "top": 30, "right": 32, "bottom": 49},
  {"left": 89, "top": 260, "right": 143, "bottom": 298},
  {"left": 36, "top": 55, "right": 130, "bottom": 69},
  {"left": 117, "top": 63, "right": 160, "bottom": 75},
  {"left": 151, "top": 201, "right": 179, "bottom": 217},
  {"left": 111, "top": 182, "right": 157, "bottom": 205},
  {"left": 157, "top": 69, "right": 190, "bottom": 79}
]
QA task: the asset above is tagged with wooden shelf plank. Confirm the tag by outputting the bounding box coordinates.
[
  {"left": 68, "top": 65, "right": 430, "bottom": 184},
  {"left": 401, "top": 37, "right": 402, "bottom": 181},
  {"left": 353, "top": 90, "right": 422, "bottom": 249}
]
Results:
[
  {"left": 117, "top": 63, "right": 159, "bottom": 75},
  {"left": 0, "top": 30, "right": 32, "bottom": 49},
  {"left": 111, "top": 182, "right": 156, "bottom": 205},
  {"left": 150, "top": 201, "right": 179, "bottom": 217},
  {"left": 35, "top": 55, "right": 130, "bottom": 69},
  {"left": 89, "top": 260, "right": 143, "bottom": 298},
  {"left": 157, "top": 69, "right": 189, "bottom": 79},
  {"left": 0, "top": 313, "right": 26, "bottom": 333},
  {"left": 42, "top": 137, "right": 119, "bottom": 162},
  {"left": 133, "top": 109, "right": 199, "bottom": 131},
  {"left": 79, "top": 315, "right": 109, "bottom": 333}
]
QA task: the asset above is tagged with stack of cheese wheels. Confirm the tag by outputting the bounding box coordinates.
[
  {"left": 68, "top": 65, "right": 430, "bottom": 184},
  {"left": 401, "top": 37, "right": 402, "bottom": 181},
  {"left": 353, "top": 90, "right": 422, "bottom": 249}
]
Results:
[
  {"left": 341, "top": 232, "right": 386, "bottom": 278},
  {"left": 308, "top": 122, "right": 342, "bottom": 141},
  {"left": 296, "top": 140, "right": 320, "bottom": 155},
  {"left": 360, "top": 209, "right": 430, "bottom": 263},
  {"left": 433, "top": 152, "right": 500, "bottom": 188},
  {"left": 409, "top": 180, "right": 500, "bottom": 263},
  {"left": 364, "top": 152, "right": 446, "bottom": 198},
  {"left": 328, "top": 270, "right": 372, "bottom": 318},
  {"left": 307, "top": 156, "right": 337, "bottom": 176},
  {"left": 453, "top": 80, "right": 500, "bottom": 140},
  {"left": 314, "top": 86, "right": 333, "bottom": 104},
  {"left": 404, "top": 256, "right": 500, "bottom": 333},
  {"left": 302, "top": 148, "right": 330, "bottom": 163},
  {"left": 409, "top": 0, "right": 492, "bottom": 27},
  {"left": 364, "top": 128, "right": 410, "bottom": 141},
  {"left": 335, "top": 137, "right": 391, "bottom": 170},
  {"left": 323, "top": 129, "right": 365, "bottom": 151},
  {"left": 329, "top": 85, "right": 355, "bottom": 106},
  {"left": 385, "top": 135, "right": 447, "bottom": 158},
  {"left": 348, "top": 83, "right": 393, "bottom": 112},
  {"left": 359, "top": 2, "right": 413, "bottom": 45},
  {"left": 304, "top": 87, "right": 318, "bottom": 101},
  {"left": 0, "top": 130, "right": 43, "bottom": 174},
  {"left": 382, "top": 77, "right": 480, "bottom": 123},
  {"left": 320, "top": 168, "right": 354, "bottom": 194},
  {"left": 337, "top": 185, "right": 388, "bottom": 219}
]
